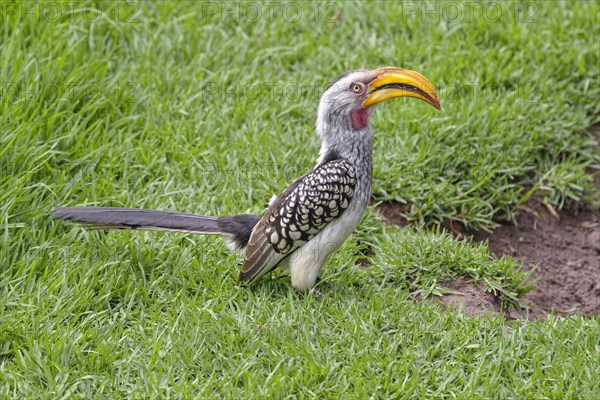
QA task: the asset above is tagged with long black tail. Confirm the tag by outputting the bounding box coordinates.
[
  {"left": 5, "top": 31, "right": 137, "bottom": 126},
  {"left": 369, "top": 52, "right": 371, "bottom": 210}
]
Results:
[{"left": 53, "top": 207, "right": 260, "bottom": 250}]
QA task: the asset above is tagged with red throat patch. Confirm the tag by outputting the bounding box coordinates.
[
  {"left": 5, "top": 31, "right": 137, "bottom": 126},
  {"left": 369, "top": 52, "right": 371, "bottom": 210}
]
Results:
[{"left": 351, "top": 107, "right": 370, "bottom": 130}]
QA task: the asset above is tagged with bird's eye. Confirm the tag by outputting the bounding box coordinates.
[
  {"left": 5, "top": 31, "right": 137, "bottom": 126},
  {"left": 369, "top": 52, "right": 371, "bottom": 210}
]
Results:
[{"left": 351, "top": 84, "right": 362, "bottom": 93}]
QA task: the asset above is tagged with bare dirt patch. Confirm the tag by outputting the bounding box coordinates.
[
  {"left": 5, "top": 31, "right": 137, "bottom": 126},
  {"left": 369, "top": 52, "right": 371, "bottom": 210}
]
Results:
[
  {"left": 437, "top": 277, "right": 505, "bottom": 317},
  {"left": 378, "top": 201, "right": 411, "bottom": 227},
  {"left": 471, "top": 201, "right": 599, "bottom": 319},
  {"left": 377, "top": 125, "right": 600, "bottom": 319},
  {"left": 378, "top": 200, "right": 599, "bottom": 319}
]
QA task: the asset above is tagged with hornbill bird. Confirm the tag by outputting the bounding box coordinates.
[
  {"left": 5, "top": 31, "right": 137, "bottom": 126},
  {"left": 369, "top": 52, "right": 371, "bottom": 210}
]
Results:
[{"left": 54, "top": 67, "right": 440, "bottom": 292}]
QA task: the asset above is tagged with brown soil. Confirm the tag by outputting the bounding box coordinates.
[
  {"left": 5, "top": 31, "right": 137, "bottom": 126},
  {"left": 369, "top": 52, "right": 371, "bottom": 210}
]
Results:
[
  {"left": 379, "top": 198, "right": 599, "bottom": 319},
  {"left": 437, "top": 277, "right": 505, "bottom": 317},
  {"left": 472, "top": 201, "right": 599, "bottom": 319},
  {"left": 377, "top": 125, "right": 600, "bottom": 319},
  {"left": 378, "top": 201, "right": 411, "bottom": 227}
]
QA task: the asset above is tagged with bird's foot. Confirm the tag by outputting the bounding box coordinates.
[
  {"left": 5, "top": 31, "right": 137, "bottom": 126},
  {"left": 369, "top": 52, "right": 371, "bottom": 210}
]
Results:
[
  {"left": 311, "top": 278, "right": 334, "bottom": 300},
  {"left": 315, "top": 277, "right": 334, "bottom": 291}
]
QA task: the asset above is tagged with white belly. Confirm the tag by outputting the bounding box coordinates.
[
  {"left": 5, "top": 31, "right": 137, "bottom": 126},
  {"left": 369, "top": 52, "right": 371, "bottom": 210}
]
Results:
[{"left": 286, "top": 193, "right": 369, "bottom": 291}]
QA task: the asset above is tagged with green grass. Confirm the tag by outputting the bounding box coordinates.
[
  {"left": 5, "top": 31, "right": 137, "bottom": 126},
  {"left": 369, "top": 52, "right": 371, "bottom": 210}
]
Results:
[{"left": 1, "top": 0, "right": 599, "bottom": 398}]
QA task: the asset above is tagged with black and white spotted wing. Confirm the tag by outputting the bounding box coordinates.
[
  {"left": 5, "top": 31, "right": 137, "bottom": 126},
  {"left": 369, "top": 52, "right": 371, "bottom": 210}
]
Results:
[{"left": 239, "top": 159, "right": 356, "bottom": 284}]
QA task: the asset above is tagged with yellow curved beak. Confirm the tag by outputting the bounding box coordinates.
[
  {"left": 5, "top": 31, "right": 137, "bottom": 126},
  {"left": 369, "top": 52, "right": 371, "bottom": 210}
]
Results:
[{"left": 363, "top": 66, "right": 440, "bottom": 110}]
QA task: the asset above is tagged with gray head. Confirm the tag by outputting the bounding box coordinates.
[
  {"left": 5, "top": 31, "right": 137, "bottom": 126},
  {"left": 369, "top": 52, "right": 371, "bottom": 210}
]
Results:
[{"left": 316, "top": 67, "right": 441, "bottom": 139}]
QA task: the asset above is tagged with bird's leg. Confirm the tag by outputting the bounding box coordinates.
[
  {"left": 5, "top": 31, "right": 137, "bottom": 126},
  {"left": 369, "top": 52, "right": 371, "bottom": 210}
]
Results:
[{"left": 270, "top": 259, "right": 290, "bottom": 282}]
